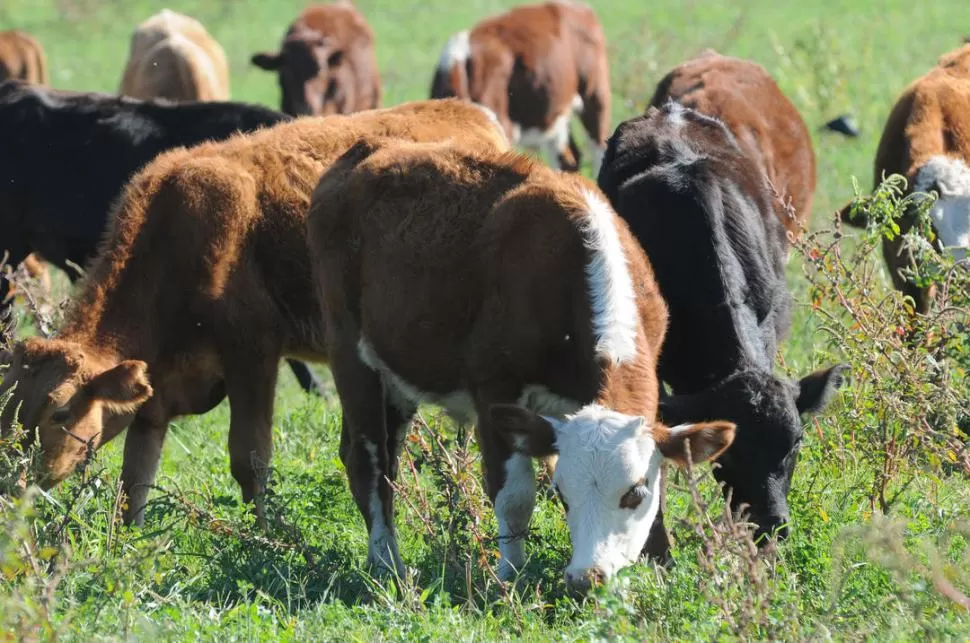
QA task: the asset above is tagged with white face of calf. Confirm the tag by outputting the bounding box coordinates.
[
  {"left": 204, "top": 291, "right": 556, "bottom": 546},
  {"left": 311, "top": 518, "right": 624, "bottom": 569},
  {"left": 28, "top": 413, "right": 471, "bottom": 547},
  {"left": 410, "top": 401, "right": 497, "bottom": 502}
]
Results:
[{"left": 491, "top": 404, "right": 735, "bottom": 594}]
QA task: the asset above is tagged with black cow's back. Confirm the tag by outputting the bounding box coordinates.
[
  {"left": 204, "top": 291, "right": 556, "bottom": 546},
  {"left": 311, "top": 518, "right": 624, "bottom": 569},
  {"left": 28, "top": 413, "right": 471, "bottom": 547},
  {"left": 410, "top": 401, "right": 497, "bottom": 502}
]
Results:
[
  {"left": 598, "top": 102, "right": 790, "bottom": 393},
  {"left": 0, "top": 80, "right": 290, "bottom": 279}
]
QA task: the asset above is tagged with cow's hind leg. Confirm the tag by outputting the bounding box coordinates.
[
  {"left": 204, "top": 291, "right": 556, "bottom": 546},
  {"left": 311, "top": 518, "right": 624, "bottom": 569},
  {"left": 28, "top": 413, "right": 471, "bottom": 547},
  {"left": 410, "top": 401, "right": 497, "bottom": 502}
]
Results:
[{"left": 331, "top": 339, "right": 411, "bottom": 578}]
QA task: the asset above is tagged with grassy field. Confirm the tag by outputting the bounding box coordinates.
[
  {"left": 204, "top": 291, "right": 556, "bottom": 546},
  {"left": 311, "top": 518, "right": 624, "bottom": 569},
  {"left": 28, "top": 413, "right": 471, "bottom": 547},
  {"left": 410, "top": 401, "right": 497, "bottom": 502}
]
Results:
[{"left": 2, "top": 0, "right": 969, "bottom": 640}]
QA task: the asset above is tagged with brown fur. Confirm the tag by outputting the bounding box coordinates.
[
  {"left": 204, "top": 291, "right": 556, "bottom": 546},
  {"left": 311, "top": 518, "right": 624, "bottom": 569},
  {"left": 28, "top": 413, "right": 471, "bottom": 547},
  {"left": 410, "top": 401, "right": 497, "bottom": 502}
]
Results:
[
  {"left": 307, "top": 138, "right": 672, "bottom": 572},
  {"left": 650, "top": 50, "right": 816, "bottom": 238},
  {"left": 430, "top": 0, "right": 611, "bottom": 171},
  {"left": 840, "top": 44, "right": 970, "bottom": 313},
  {"left": 251, "top": 2, "right": 380, "bottom": 116},
  {"left": 0, "top": 30, "right": 48, "bottom": 84},
  {"left": 119, "top": 10, "right": 230, "bottom": 101},
  {"left": 0, "top": 99, "right": 509, "bottom": 525}
]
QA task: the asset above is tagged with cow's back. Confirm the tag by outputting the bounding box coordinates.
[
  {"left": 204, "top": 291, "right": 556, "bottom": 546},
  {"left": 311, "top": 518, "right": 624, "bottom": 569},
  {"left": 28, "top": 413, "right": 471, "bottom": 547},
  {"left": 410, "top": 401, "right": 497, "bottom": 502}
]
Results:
[
  {"left": 599, "top": 104, "right": 789, "bottom": 390},
  {"left": 873, "top": 47, "right": 970, "bottom": 187},
  {"left": 120, "top": 10, "right": 229, "bottom": 101},
  {"left": 65, "top": 100, "right": 509, "bottom": 350},
  {"left": 650, "top": 52, "right": 815, "bottom": 235}
]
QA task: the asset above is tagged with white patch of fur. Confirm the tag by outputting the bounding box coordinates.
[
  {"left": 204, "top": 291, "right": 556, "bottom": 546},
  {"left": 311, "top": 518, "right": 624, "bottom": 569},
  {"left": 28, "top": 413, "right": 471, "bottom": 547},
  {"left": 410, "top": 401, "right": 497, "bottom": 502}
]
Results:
[
  {"left": 914, "top": 155, "right": 970, "bottom": 260},
  {"left": 514, "top": 110, "right": 572, "bottom": 170},
  {"left": 495, "top": 454, "right": 537, "bottom": 579},
  {"left": 437, "top": 30, "right": 470, "bottom": 71},
  {"left": 577, "top": 190, "right": 639, "bottom": 364},
  {"left": 363, "top": 440, "right": 403, "bottom": 576},
  {"left": 549, "top": 405, "right": 663, "bottom": 584},
  {"left": 665, "top": 100, "right": 686, "bottom": 127},
  {"left": 357, "top": 338, "right": 476, "bottom": 424}
]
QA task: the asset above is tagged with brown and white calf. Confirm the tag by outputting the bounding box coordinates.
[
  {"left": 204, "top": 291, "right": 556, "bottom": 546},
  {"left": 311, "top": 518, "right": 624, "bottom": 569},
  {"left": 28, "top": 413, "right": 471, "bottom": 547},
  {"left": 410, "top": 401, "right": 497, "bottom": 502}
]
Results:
[
  {"left": 307, "top": 138, "right": 735, "bottom": 592},
  {"left": 840, "top": 44, "right": 970, "bottom": 314},
  {"left": 0, "top": 99, "right": 508, "bottom": 526},
  {"left": 0, "top": 29, "right": 47, "bottom": 84},
  {"left": 119, "top": 9, "right": 230, "bottom": 101},
  {"left": 647, "top": 50, "right": 816, "bottom": 238},
  {"left": 430, "top": 0, "right": 611, "bottom": 175},
  {"left": 251, "top": 2, "right": 381, "bottom": 116}
]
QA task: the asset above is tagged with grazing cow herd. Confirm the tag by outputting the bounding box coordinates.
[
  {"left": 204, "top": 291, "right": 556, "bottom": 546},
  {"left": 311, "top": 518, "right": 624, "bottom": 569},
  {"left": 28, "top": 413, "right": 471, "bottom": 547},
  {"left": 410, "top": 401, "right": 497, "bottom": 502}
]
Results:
[{"left": 0, "top": 1, "right": 966, "bottom": 593}]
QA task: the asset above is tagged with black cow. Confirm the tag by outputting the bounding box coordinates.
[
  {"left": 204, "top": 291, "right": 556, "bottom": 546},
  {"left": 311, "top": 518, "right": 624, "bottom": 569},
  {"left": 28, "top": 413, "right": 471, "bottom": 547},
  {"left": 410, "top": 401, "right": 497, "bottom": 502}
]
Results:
[
  {"left": 0, "top": 80, "right": 323, "bottom": 395},
  {"left": 598, "top": 101, "right": 846, "bottom": 541}
]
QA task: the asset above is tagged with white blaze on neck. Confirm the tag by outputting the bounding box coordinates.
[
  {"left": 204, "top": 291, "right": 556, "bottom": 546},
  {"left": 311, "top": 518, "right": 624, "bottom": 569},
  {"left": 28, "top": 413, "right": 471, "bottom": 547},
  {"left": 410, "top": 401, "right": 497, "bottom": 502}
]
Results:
[
  {"left": 914, "top": 155, "right": 970, "bottom": 260},
  {"left": 577, "top": 189, "right": 639, "bottom": 364},
  {"left": 437, "top": 30, "right": 470, "bottom": 70}
]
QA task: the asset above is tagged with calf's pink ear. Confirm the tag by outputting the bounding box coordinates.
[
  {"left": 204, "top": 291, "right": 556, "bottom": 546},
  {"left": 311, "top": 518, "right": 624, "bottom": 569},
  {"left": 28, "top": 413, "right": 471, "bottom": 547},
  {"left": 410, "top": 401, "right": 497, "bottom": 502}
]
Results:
[
  {"left": 489, "top": 404, "right": 559, "bottom": 457},
  {"left": 656, "top": 421, "right": 736, "bottom": 466},
  {"left": 85, "top": 360, "right": 153, "bottom": 414}
]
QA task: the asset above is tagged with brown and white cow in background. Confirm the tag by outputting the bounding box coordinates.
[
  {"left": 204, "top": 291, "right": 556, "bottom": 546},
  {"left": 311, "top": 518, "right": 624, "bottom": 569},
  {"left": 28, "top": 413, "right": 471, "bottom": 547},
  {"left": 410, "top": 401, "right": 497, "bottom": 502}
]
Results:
[
  {"left": 0, "top": 99, "right": 509, "bottom": 529},
  {"left": 251, "top": 2, "right": 381, "bottom": 116},
  {"left": 0, "top": 29, "right": 48, "bottom": 84},
  {"left": 430, "top": 0, "right": 611, "bottom": 175},
  {"left": 119, "top": 9, "right": 230, "bottom": 101},
  {"left": 649, "top": 50, "right": 817, "bottom": 239},
  {"left": 308, "top": 137, "right": 735, "bottom": 593},
  {"left": 840, "top": 44, "right": 970, "bottom": 314}
]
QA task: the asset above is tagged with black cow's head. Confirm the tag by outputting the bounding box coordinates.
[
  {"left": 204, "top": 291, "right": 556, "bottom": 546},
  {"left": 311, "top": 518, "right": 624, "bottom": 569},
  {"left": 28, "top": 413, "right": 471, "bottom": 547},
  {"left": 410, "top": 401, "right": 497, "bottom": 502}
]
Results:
[
  {"left": 660, "top": 364, "right": 847, "bottom": 542},
  {"left": 251, "top": 29, "right": 345, "bottom": 117}
]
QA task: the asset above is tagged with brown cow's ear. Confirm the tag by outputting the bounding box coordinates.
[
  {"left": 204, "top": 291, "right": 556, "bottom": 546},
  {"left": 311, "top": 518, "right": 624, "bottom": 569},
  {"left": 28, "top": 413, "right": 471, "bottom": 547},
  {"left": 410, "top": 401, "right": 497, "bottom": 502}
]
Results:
[
  {"left": 85, "top": 360, "right": 153, "bottom": 414},
  {"left": 657, "top": 421, "right": 735, "bottom": 466},
  {"left": 490, "top": 404, "right": 559, "bottom": 458},
  {"left": 251, "top": 52, "right": 282, "bottom": 70}
]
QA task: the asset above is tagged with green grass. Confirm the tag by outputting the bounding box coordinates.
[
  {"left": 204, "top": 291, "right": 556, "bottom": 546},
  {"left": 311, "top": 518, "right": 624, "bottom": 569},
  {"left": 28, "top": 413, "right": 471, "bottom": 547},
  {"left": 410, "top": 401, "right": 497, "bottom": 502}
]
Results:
[{"left": 3, "top": 0, "right": 970, "bottom": 640}]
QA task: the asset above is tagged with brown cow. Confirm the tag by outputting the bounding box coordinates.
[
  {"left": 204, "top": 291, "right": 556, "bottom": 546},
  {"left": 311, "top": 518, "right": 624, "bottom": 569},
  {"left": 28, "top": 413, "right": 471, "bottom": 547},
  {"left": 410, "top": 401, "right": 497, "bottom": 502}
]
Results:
[
  {"left": 841, "top": 44, "right": 970, "bottom": 314},
  {"left": 0, "top": 99, "right": 508, "bottom": 527},
  {"left": 648, "top": 50, "right": 817, "bottom": 238},
  {"left": 430, "top": 0, "right": 611, "bottom": 175},
  {"left": 0, "top": 30, "right": 47, "bottom": 85},
  {"left": 119, "top": 9, "right": 230, "bottom": 101},
  {"left": 307, "top": 137, "right": 734, "bottom": 592},
  {"left": 251, "top": 2, "right": 381, "bottom": 116}
]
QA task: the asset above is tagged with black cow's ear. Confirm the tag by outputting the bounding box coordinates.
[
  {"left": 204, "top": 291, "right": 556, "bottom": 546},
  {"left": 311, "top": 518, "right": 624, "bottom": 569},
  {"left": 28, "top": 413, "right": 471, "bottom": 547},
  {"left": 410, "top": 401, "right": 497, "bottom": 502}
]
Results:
[
  {"left": 490, "top": 404, "right": 559, "bottom": 458},
  {"left": 251, "top": 52, "right": 282, "bottom": 70},
  {"left": 796, "top": 364, "right": 848, "bottom": 414}
]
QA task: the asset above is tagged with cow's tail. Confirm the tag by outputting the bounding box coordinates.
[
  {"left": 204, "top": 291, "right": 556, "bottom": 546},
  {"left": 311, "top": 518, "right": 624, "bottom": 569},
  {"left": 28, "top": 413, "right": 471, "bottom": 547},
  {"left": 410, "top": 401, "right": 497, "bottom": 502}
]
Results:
[
  {"left": 430, "top": 30, "right": 471, "bottom": 99},
  {"left": 27, "top": 34, "right": 49, "bottom": 85}
]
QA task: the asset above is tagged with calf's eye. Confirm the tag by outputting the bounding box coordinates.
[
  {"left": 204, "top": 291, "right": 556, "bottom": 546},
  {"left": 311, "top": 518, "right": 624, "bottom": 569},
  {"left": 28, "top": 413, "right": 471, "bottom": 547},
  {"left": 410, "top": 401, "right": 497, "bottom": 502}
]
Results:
[{"left": 619, "top": 477, "right": 648, "bottom": 510}]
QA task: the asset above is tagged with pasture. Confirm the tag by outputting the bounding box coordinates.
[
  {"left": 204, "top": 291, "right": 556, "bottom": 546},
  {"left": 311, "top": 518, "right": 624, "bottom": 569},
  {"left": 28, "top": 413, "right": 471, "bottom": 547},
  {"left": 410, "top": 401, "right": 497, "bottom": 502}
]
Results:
[{"left": 1, "top": 0, "right": 968, "bottom": 639}]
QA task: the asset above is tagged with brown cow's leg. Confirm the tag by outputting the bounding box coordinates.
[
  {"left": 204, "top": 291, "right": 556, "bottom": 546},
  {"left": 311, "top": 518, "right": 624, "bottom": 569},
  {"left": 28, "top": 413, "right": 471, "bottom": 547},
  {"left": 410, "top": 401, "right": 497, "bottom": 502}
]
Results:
[
  {"left": 474, "top": 389, "right": 535, "bottom": 580},
  {"left": 225, "top": 353, "right": 278, "bottom": 528},
  {"left": 331, "top": 341, "right": 409, "bottom": 578},
  {"left": 577, "top": 81, "right": 611, "bottom": 178},
  {"left": 120, "top": 417, "right": 169, "bottom": 525}
]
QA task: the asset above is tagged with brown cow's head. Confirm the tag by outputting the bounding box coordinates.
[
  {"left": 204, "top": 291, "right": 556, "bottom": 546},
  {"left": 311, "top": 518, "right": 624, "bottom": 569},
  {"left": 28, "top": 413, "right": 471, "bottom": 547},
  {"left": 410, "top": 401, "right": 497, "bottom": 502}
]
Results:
[
  {"left": 0, "top": 337, "right": 152, "bottom": 487},
  {"left": 251, "top": 29, "right": 346, "bottom": 116}
]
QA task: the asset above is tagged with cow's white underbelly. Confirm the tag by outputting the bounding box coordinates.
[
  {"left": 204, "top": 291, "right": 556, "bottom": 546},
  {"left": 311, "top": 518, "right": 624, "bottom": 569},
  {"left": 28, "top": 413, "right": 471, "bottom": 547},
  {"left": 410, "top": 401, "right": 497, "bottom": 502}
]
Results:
[{"left": 914, "top": 155, "right": 970, "bottom": 260}]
